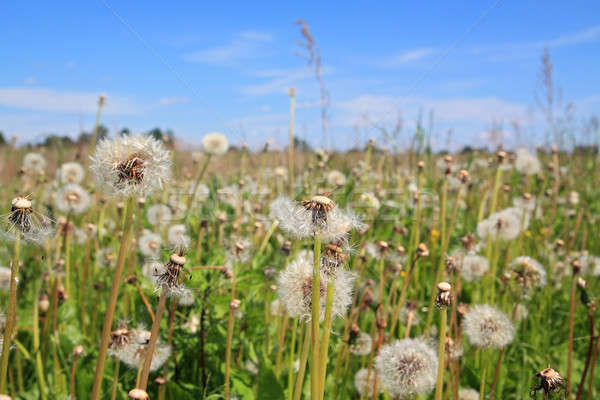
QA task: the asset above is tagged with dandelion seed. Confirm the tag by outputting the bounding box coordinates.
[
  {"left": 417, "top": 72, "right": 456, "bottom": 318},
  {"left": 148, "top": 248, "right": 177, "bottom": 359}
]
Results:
[
  {"left": 90, "top": 135, "right": 171, "bottom": 197},
  {"left": 375, "top": 338, "right": 438, "bottom": 398},
  {"left": 1, "top": 196, "right": 54, "bottom": 243},
  {"left": 463, "top": 304, "right": 515, "bottom": 349}
]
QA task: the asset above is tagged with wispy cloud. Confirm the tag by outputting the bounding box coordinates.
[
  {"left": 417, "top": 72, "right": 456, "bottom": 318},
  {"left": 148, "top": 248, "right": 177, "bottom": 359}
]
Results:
[
  {"left": 182, "top": 30, "right": 273, "bottom": 65},
  {"left": 0, "top": 87, "right": 141, "bottom": 115},
  {"left": 158, "top": 96, "right": 188, "bottom": 106},
  {"left": 379, "top": 48, "right": 435, "bottom": 67}
]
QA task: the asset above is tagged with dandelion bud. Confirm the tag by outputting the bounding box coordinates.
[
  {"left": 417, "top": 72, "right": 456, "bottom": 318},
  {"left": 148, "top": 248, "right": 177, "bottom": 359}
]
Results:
[
  {"left": 72, "top": 344, "right": 85, "bottom": 358},
  {"left": 496, "top": 150, "right": 506, "bottom": 163},
  {"left": 458, "top": 169, "right": 469, "bottom": 183},
  {"left": 155, "top": 376, "right": 166, "bottom": 386},
  {"left": 57, "top": 284, "right": 68, "bottom": 304},
  {"left": 503, "top": 185, "right": 511, "bottom": 193},
  {"left": 577, "top": 277, "right": 587, "bottom": 289},
  {"left": 416, "top": 243, "right": 429, "bottom": 258},
  {"left": 445, "top": 256, "right": 458, "bottom": 274},
  {"left": 38, "top": 294, "right": 50, "bottom": 313},
  {"left": 376, "top": 241, "right": 389, "bottom": 253},
  {"left": 435, "top": 282, "right": 452, "bottom": 308},
  {"left": 281, "top": 240, "right": 292, "bottom": 255},
  {"left": 125, "top": 275, "right": 138, "bottom": 285},
  {"left": 461, "top": 234, "right": 475, "bottom": 250},
  {"left": 551, "top": 145, "right": 559, "bottom": 154},
  {"left": 417, "top": 160, "right": 425, "bottom": 171},
  {"left": 544, "top": 189, "right": 552, "bottom": 197},
  {"left": 571, "top": 259, "right": 582, "bottom": 274},
  {"left": 230, "top": 299, "right": 241, "bottom": 310},
  {"left": 554, "top": 239, "right": 565, "bottom": 249},
  {"left": 532, "top": 367, "right": 564, "bottom": 397},
  {"left": 128, "top": 388, "right": 150, "bottom": 400},
  {"left": 220, "top": 266, "right": 233, "bottom": 279},
  {"left": 137, "top": 197, "right": 146, "bottom": 207},
  {"left": 457, "top": 303, "right": 469, "bottom": 315},
  {"left": 269, "top": 284, "right": 277, "bottom": 291}
]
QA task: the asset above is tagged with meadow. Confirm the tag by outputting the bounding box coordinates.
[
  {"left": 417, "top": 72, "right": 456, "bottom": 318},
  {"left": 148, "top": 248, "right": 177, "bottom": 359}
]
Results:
[{"left": 0, "top": 124, "right": 599, "bottom": 400}]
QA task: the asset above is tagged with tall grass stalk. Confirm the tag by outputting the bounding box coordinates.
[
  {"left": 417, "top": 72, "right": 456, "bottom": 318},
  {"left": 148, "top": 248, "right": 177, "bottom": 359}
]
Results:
[{"left": 0, "top": 236, "right": 21, "bottom": 393}]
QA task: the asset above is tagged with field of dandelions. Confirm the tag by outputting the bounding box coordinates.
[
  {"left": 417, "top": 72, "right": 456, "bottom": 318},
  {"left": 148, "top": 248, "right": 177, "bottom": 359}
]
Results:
[{"left": 0, "top": 130, "right": 599, "bottom": 400}]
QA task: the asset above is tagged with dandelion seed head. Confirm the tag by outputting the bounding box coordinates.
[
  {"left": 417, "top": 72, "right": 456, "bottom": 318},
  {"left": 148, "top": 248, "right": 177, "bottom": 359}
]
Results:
[
  {"left": 515, "top": 148, "right": 541, "bottom": 175},
  {"left": 167, "top": 224, "right": 190, "bottom": 248},
  {"left": 23, "top": 152, "right": 46, "bottom": 173},
  {"left": 461, "top": 254, "right": 489, "bottom": 282},
  {"left": 477, "top": 207, "right": 526, "bottom": 241},
  {"left": 90, "top": 135, "right": 171, "bottom": 197},
  {"left": 57, "top": 162, "right": 85, "bottom": 184},
  {"left": 349, "top": 332, "right": 372, "bottom": 356},
  {"left": 458, "top": 387, "right": 479, "bottom": 400},
  {"left": 509, "top": 256, "right": 547, "bottom": 288},
  {"left": 146, "top": 204, "right": 172, "bottom": 226},
  {"left": 463, "top": 304, "right": 515, "bottom": 349},
  {"left": 354, "top": 368, "right": 380, "bottom": 397},
  {"left": 375, "top": 338, "right": 438, "bottom": 398},
  {"left": 201, "top": 132, "right": 229, "bottom": 156},
  {"left": 53, "top": 184, "right": 91, "bottom": 215},
  {"left": 138, "top": 232, "right": 162, "bottom": 257},
  {"left": 326, "top": 170, "right": 347, "bottom": 187}
]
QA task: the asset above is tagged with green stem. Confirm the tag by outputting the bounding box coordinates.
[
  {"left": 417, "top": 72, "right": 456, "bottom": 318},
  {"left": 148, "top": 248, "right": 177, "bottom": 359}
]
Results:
[
  {"left": 185, "top": 154, "right": 212, "bottom": 220},
  {"left": 434, "top": 308, "right": 447, "bottom": 400},
  {"left": 294, "top": 324, "right": 311, "bottom": 400},
  {"left": 0, "top": 235, "right": 21, "bottom": 393},
  {"left": 139, "top": 288, "right": 168, "bottom": 390},
  {"left": 310, "top": 234, "right": 322, "bottom": 400},
  {"left": 90, "top": 195, "right": 135, "bottom": 400},
  {"left": 319, "top": 278, "right": 335, "bottom": 399}
]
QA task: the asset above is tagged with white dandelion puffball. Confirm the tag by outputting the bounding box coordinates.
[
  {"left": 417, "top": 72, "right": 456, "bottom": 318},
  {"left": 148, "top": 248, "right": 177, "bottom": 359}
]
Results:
[
  {"left": 167, "top": 224, "right": 190, "bottom": 247},
  {"left": 270, "top": 196, "right": 363, "bottom": 242},
  {"left": 146, "top": 204, "right": 172, "bottom": 226},
  {"left": 118, "top": 341, "right": 171, "bottom": 372},
  {"left": 276, "top": 252, "right": 354, "bottom": 321},
  {"left": 477, "top": 207, "right": 527, "bottom": 241},
  {"left": 138, "top": 232, "right": 162, "bottom": 257},
  {"left": 354, "top": 368, "right": 380, "bottom": 397},
  {"left": 90, "top": 135, "right": 171, "bottom": 197},
  {"left": 461, "top": 254, "right": 489, "bottom": 282},
  {"left": 23, "top": 152, "right": 46, "bottom": 173},
  {"left": 0, "top": 266, "right": 11, "bottom": 291},
  {"left": 360, "top": 192, "right": 381, "bottom": 210},
  {"left": 57, "top": 162, "right": 85, "bottom": 184},
  {"left": 463, "top": 304, "right": 515, "bottom": 349},
  {"left": 201, "top": 132, "right": 229, "bottom": 156},
  {"left": 53, "top": 184, "right": 91, "bottom": 215},
  {"left": 515, "top": 148, "right": 541, "bottom": 175},
  {"left": 375, "top": 338, "right": 438, "bottom": 398},
  {"left": 458, "top": 387, "right": 480, "bottom": 400},
  {"left": 349, "top": 332, "right": 373, "bottom": 356},
  {"left": 509, "top": 256, "right": 547, "bottom": 287},
  {"left": 326, "top": 170, "right": 347, "bottom": 187}
]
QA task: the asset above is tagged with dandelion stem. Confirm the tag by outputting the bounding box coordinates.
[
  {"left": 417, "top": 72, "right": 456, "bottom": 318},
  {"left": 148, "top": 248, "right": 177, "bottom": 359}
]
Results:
[
  {"left": 294, "top": 323, "right": 311, "bottom": 400},
  {"left": 0, "top": 235, "right": 20, "bottom": 393},
  {"left": 185, "top": 154, "right": 212, "bottom": 220},
  {"left": 567, "top": 270, "right": 579, "bottom": 400},
  {"left": 139, "top": 288, "right": 168, "bottom": 390},
  {"left": 310, "top": 234, "right": 322, "bottom": 400},
  {"left": 318, "top": 278, "right": 335, "bottom": 399},
  {"left": 110, "top": 360, "right": 120, "bottom": 400},
  {"left": 434, "top": 307, "right": 447, "bottom": 400},
  {"left": 90, "top": 195, "right": 135, "bottom": 400}
]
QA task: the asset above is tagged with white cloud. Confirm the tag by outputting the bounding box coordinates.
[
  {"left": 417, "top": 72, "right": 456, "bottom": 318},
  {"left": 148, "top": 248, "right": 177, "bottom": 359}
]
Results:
[
  {"left": 380, "top": 48, "right": 434, "bottom": 67},
  {"left": 0, "top": 87, "right": 141, "bottom": 115},
  {"left": 158, "top": 96, "right": 188, "bottom": 106},
  {"left": 240, "top": 66, "right": 333, "bottom": 97},
  {"left": 182, "top": 30, "right": 273, "bottom": 65}
]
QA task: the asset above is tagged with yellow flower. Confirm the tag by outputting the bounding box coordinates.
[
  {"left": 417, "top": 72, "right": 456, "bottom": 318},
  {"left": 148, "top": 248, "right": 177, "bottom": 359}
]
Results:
[{"left": 430, "top": 229, "right": 440, "bottom": 242}]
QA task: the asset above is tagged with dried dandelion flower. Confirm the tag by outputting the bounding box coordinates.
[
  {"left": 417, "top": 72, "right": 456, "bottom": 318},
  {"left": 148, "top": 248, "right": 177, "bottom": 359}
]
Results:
[
  {"left": 1, "top": 196, "right": 53, "bottom": 243},
  {"left": 23, "top": 152, "right": 46, "bottom": 173},
  {"left": 201, "top": 132, "right": 229, "bottom": 156},
  {"left": 531, "top": 367, "right": 565, "bottom": 397},
  {"left": 354, "top": 368, "right": 380, "bottom": 397},
  {"left": 460, "top": 254, "right": 489, "bottom": 282},
  {"left": 57, "top": 161, "right": 85, "bottom": 184},
  {"left": 53, "top": 184, "right": 91, "bottom": 215},
  {"left": 90, "top": 135, "right": 171, "bottom": 197},
  {"left": 146, "top": 204, "right": 172, "bottom": 226},
  {"left": 463, "top": 304, "right": 515, "bottom": 349},
  {"left": 138, "top": 232, "right": 162, "bottom": 258},
  {"left": 276, "top": 252, "right": 354, "bottom": 321},
  {"left": 375, "top": 338, "right": 438, "bottom": 398}
]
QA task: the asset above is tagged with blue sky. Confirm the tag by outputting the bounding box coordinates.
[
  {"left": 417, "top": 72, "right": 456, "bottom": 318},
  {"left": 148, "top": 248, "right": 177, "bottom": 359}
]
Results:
[{"left": 1, "top": 1, "right": 599, "bottom": 150}]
